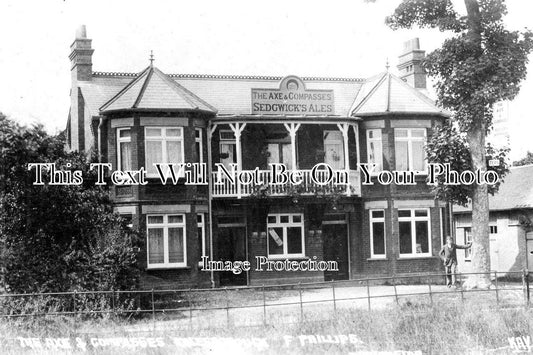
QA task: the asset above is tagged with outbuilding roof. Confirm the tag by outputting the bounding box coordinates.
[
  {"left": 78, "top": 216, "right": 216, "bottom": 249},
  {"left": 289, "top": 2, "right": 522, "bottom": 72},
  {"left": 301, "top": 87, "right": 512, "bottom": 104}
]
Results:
[
  {"left": 350, "top": 72, "right": 448, "bottom": 117},
  {"left": 454, "top": 164, "right": 533, "bottom": 213}
]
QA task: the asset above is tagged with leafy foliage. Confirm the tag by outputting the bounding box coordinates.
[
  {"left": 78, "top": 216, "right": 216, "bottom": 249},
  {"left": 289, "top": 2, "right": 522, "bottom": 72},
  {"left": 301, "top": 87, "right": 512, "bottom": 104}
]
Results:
[
  {"left": 0, "top": 114, "right": 140, "bottom": 308},
  {"left": 425, "top": 123, "right": 509, "bottom": 206},
  {"left": 513, "top": 151, "right": 533, "bottom": 166}
]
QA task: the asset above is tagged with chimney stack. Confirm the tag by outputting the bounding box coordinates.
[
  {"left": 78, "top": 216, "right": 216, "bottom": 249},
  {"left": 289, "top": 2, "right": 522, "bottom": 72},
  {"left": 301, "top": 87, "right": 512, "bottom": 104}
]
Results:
[
  {"left": 69, "top": 25, "right": 94, "bottom": 82},
  {"left": 397, "top": 38, "right": 426, "bottom": 90}
]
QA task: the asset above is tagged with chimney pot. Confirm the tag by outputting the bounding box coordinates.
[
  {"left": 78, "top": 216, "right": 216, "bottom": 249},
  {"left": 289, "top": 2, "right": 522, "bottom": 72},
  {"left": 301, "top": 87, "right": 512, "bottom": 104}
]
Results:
[{"left": 76, "top": 25, "right": 87, "bottom": 39}]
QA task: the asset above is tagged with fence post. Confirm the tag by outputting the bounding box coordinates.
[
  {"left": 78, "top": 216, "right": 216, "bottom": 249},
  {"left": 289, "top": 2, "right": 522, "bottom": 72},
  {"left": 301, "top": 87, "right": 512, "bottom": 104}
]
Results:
[
  {"left": 427, "top": 277, "right": 433, "bottom": 306},
  {"left": 393, "top": 276, "right": 399, "bottom": 305},
  {"left": 494, "top": 271, "right": 499, "bottom": 307},
  {"left": 151, "top": 289, "right": 155, "bottom": 328},
  {"left": 366, "top": 278, "right": 371, "bottom": 311},
  {"left": 225, "top": 287, "right": 230, "bottom": 327},
  {"left": 188, "top": 289, "right": 192, "bottom": 329},
  {"left": 262, "top": 285, "right": 267, "bottom": 326},
  {"left": 332, "top": 281, "right": 337, "bottom": 315},
  {"left": 298, "top": 282, "right": 303, "bottom": 322}
]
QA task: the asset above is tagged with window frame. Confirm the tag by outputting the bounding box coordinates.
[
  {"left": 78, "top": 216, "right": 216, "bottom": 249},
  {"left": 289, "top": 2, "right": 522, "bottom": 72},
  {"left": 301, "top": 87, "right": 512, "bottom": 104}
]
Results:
[
  {"left": 394, "top": 128, "right": 427, "bottom": 172},
  {"left": 266, "top": 213, "right": 305, "bottom": 259},
  {"left": 366, "top": 129, "right": 383, "bottom": 172},
  {"left": 219, "top": 129, "right": 237, "bottom": 168},
  {"left": 144, "top": 127, "right": 185, "bottom": 177},
  {"left": 146, "top": 214, "right": 187, "bottom": 269},
  {"left": 197, "top": 213, "right": 207, "bottom": 265},
  {"left": 369, "top": 209, "right": 386, "bottom": 259},
  {"left": 195, "top": 128, "right": 203, "bottom": 164},
  {"left": 117, "top": 128, "right": 132, "bottom": 171},
  {"left": 323, "top": 130, "right": 345, "bottom": 169},
  {"left": 397, "top": 208, "right": 432, "bottom": 258}
]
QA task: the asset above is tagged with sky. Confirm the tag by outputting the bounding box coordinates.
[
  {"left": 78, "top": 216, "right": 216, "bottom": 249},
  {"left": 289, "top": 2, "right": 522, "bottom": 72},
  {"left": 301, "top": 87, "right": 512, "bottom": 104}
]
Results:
[{"left": 0, "top": 0, "right": 532, "bottom": 160}]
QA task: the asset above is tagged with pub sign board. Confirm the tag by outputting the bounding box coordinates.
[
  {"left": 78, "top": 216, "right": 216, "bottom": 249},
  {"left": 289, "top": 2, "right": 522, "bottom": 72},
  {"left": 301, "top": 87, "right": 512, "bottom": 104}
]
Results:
[{"left": 251, "top": 76, "right": 335, "bottom": 115}]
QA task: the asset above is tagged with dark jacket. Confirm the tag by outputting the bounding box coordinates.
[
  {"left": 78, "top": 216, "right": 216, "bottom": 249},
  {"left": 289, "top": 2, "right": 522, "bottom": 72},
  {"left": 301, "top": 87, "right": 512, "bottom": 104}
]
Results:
[{"left": 439, "top": 243, "right": 471, "bottom": 266}]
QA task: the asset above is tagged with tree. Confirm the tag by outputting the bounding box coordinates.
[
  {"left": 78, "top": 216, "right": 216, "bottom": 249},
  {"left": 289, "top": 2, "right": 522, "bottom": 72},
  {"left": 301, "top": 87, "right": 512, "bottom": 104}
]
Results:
[
  {"left": 0, "top": 114, "right": 139, "bottom": 313},
  {"left": 513, "top": 151, "right": 533, "bottom": 166},
  {"left": 387, "top": 0, "right": 533, "bottom": 288}
]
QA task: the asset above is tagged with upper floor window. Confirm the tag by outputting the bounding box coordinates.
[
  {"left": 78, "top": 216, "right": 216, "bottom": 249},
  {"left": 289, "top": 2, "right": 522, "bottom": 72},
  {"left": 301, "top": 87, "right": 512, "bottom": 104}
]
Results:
[
  {"left": 366, "top": 129, "right": 383, "bottom": 171},
  {"left": 324, "top": 131, "right": 344, "bottom": 170},
  {"left": 219, "top": 130, "right": 236, "bottom": 169},
  {"left": 145, "top": 127, "right": 184, "bottom": 177},
  {"left": 394, "top": 128, "right": 426, "bottom": 171},
  {"left": 267, "top": 214, "right": 305, "bottom": 258},
  {"left": 398, "top": 208, "right": 431, "bottom": 257},
  {"left": 267, "top": 142, "right": 292, "bottom": 170},
  {"left": 195, "top": 128, "right": 203, "bottom": 164},
  {"left": 370, "top": 209, "right": 386, "bottom": 259},
  {"left": 117, "top": 128, "right": 132, "bottom": 171},
  {"left": 146, "top": 214, "right": 186, "bottom": 268}
]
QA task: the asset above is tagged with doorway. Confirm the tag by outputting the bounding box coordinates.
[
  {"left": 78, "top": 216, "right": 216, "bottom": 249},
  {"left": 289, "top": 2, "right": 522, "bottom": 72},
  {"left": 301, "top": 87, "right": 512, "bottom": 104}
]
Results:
[
  {"left": 217, "top": 225, "right": 247, "bottom": 286},
  {"left": 322, "top": 217, "right": 349, "bottom": 281}
]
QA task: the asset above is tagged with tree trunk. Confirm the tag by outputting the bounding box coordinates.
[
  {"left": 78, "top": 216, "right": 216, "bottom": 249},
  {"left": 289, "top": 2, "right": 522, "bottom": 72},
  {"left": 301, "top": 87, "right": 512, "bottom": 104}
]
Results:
[{"left": 464, "top": 121, "right": 491, "bottom": 289}]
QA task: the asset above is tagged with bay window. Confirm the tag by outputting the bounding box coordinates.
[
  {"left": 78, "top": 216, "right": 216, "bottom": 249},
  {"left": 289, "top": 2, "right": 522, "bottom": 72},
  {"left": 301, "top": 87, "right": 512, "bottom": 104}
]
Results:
[
  {"left": 145, "top": 127, "right": 184, "bottom": 176},
  {"left": 394, "top": 128, "right": 426, "bottom": 171},
  {"left": 370, "top": 209, "right": 386, "bottom": 258},
  {"left": 147, "top": 214, "right": 186, "bottom": 268},
  {"left": 267, "top": 213, "right": 305, "bottom": 258},
  {"left": 398, "top": 208, "right": 431, "bottom": 257}
]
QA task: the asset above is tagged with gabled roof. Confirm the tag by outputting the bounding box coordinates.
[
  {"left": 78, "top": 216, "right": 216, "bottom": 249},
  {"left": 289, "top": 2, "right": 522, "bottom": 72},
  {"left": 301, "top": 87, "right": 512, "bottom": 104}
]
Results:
[
  {"left": 99, "top": 66, "right": 217, "bottom": 114},
  {"left": 350, "top": 72, "right": 447, "bottom": 117},
  {"left": 454, "top": 164, "right": 533, "bottom": 213}
]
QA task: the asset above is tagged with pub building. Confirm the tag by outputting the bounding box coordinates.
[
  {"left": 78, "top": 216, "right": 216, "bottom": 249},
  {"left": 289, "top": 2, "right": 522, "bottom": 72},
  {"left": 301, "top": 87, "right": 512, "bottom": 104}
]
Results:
[{"left": 67, "top": 26, "right": 452, "bottom": 288}]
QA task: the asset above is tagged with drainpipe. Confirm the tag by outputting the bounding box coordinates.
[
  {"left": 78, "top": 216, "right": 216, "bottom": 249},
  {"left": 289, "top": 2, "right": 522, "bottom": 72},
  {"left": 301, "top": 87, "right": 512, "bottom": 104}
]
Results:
[
  {"left": 207, "top": 122, "right": 215, "bottom": 288},
  {"left": 97, "top": 116, "right": 103, "bottom": 162}
]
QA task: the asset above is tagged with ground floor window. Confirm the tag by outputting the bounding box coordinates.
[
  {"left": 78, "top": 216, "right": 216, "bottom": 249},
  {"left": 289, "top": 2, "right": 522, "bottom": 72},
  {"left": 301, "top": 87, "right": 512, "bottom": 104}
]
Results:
[
  {"left": 398, "top": 208, "right": 431, "bottom": 257},
  {"left": 370, "top": 210, "right": 386, "bottom": 258},
  {"left": 146, "top": 214, "right": 186, "bottom": 268},
  {"left": 267, "top": 213, "right": 305, "bottom": 258}
]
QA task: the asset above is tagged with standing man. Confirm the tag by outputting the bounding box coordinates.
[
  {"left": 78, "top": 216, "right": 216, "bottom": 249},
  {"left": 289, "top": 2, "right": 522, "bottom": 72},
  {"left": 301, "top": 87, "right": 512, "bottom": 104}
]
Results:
[{"left": 439, "top": 236, "right": 472, "bottom": 287}]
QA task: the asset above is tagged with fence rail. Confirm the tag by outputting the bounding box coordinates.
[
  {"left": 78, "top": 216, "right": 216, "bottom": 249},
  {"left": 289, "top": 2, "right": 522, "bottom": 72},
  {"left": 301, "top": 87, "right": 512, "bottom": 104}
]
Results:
[{"left": 1, "top": 270, "right": 531, "bottom": 329}]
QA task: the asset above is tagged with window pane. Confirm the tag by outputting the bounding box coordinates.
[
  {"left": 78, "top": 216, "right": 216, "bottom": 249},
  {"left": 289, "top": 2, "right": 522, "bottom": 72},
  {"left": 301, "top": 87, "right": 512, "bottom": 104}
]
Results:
[
  {"left": 395, "top": 141, "right": 409, "bottom": 170},
  {"left": 147, "top": 216, "right": 164, "bottom": 224},
  {"left": 148, "top": 228, "right": 164, "bottom": 264},
  {"left": 197, "top": 214, "right": 204, "bottom": 223},
  {"left": 281, "top": 143, "right": 292, "bottom": 170},
  {"left": 146, "top": 141, "right": 162, "bottom": 174},
  {"left": 399, "top": 221, "right": 412, "bottom": 254},
  {"left": 195, "top": 129, "right": 202, "bottom": 139},
  {"left": 371, "top": 210, "right": 384, "bottom": 219},
  {"left": 168, "top": 227, "right": 184, "bottom": 263},
  {"left": 368, "top": 129, "right": 381, "bottom": 140},
  {"left": 166, "top": 128, "right": 181, "bottom": 137},
  {"left": 220, "top": 131, "right": 234, "bottom": 140},
  {"left": 372, "top": 222, "right": 385, "bottom": 255},
  {"left": 119, "top": 129, "right": 131, "bottom": 138},
  {"left": 146, "top": 128, "right": 161, "bottom": 137},
  {"left": 398, "top": 210, "right": 411, "bottom": 218},
  {"left": 412, "top": 141, "right": 425, "bottom": 171},
  {"left": 415, "top": 221, "right": 429, "bottom": 253},
  {"left": 395, "top": 129, "right": 408, "bottom": 138},
  {"left": 287, "top": 227, "right": 303, "bottom": 254},
  {"left": 168, "top": 215, "right": 183, "bottom": 224},
  {"left": 198, "top": 227, "right": 204, "bottom": 258},
  {"left": 268, "top": 227, "right": 284, "bottom": 255},
  {"left": 220, "top": 143, "right": 236, "bottom": 168},
  {"left": 167, "top": 140, "right": 183, "bottom": 164},
  {"left": 368, "top": 141, "right": 382, "bottom": 171},
  {"left": 292, "top": 215, "right": 302, "bottom": 223},
  {"left": 414, "top": 209, "right": 428, "bottom": 217},
  {"left": 280, "top": 215, "right": 289, "bottom": 223},
  {"left": 120, "top": 142, "right": 132, "bottom": 170},
  {"left": 267, "top": 215, "right": 276, "bottom": 224},
  {"left": 267, "top": 143, "right": 280, "bottom": 165},
  {"left": 411, "top": 129, "right": 425, "bottom": 138}
]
